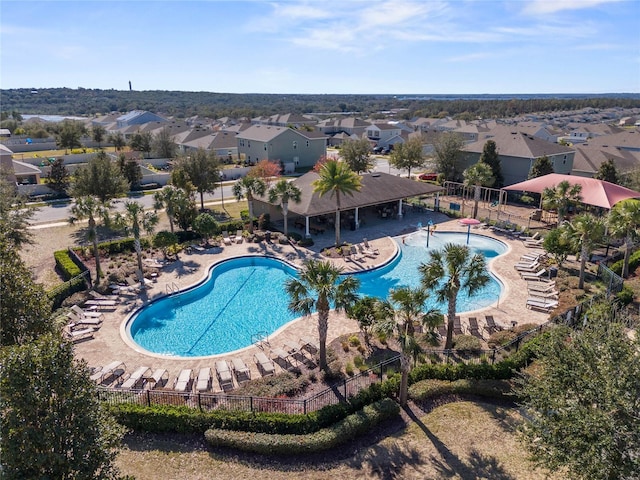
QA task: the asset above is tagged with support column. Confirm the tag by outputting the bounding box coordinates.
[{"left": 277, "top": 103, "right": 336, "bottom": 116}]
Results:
[
  {"left": 355, "top": 207, "right": 360, "bottom": 229},
  {"left": 397, "top": 199, "right": 403, "bottom": 218},
  {"left": 305, "top": 217, "right": 311, "bottom": 238}
]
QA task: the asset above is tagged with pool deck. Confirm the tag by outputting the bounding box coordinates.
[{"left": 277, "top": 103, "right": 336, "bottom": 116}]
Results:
[{"left": 72, "top": 212, "right": 551, "bottom": 391}]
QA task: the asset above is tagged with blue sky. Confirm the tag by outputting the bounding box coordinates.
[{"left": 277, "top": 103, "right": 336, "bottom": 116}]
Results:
[{"left": 2, "top": 0, "right": 639, "bottom": 94}]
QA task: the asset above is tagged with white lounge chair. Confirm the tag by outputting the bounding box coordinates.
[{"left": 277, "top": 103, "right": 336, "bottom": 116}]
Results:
[
  {"left": 90, "top": 361, "right": 126, "bottom": 385},
  {"left": 235, "top": 229, "right": 243, "bottom": 244},
  {"left": 71, "top": 304, "right": 104, "bottom": 320},
  {"left": 271, "top": 347, "right": 295, "bottom": 369},
  {"left": 300, "top": 336, "right": 319, "bottom": 354},
  {"left": 362, "top": 238, "right": 379, "bottom": 255},
  {"left": 521, "top": 269, "right": 548, "bottom": 281},
  {"left": 357, "top": 243, "right": 377, "bottom": 259},
  {"left": 222, "top": 231, "right": 232, "bottom": 245},
  {"left": 173, "top": 369, "right": 193, "bottom": 392},
  {"left": 84, "top": 299, "right": 118, "bottom": 310},
  {"left": 145, "top": 368, "right": 169, "bottom": 390},
  {"left": 120, "top": 366, "right": 152, "bottom": 390},
  {"left": 88, "top": 290, "right": 119, "bottom": 301},
  {"left": 526, "top": 297, "right": 558, "bottom": 312},
  {"left": 196, "top": 367, "right": 212, "bottom": 392},
  {"left": 254, "top": 351, "right": 275, "bottom": 376},
  {"left": 215, "top": 360, "right": 234, "bottom": 389},
  {"left": 514, "top": 261, "right": 540, "bottom": 272},
  {"left": 230, "top": 358, "right": 251, "bottom": 383},
  {"left": 65, "top": 327, "right": 94, "bottom": 343}
]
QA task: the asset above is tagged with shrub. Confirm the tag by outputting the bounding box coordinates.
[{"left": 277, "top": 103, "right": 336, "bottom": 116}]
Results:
[
  {"left": 345, "top": 363, "right": 354, "bottom": 376},
  {"left": 297, "top": 237, "right": 314, "bottom": 247},
  {"left": 610, "top": 249, "right": 640, "bottom": 275},
  {"left": 353, "top": 356, "right": 366, "bottom": 371},
  {"left": 54, "top": 250, "right": 82, "bottom": 279},
  {"left": 203, "top": 399, "right": 400, "bottom": 455},
  {"left": 408, "top": 378, "right": 512, "bottom": 402},
  {"left": 452, "top": 335, "right": 482, "bottom": 353},
  {"left": 288, "top": 232, "right": 303, "bottom": 242},
  {"left": 487, "top": 330, "right": 517, "bottom": 348},
  {"left": 348, "top": 335, "right": 361, "bottom": 347},
  {"left": 615, "top": 285, "right": 635, "bottom": 306}
]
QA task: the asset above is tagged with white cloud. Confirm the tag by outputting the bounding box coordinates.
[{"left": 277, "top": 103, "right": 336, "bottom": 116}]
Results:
[{"left": 522, "top": 0, "right": 622, "bottom": 15}]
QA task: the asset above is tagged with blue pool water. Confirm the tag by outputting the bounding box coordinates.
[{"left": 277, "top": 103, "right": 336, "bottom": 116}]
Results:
[{"left": 128, "top": 231, "right": 507, "bottom": 357}]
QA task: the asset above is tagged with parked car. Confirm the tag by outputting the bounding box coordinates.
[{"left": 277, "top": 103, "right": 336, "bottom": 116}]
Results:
[
  {"left": 372, "top": 146, "right": 383, "bottom": 154},
  {"left": 418, "top": 172, "right": 438, "bottom": 181}
]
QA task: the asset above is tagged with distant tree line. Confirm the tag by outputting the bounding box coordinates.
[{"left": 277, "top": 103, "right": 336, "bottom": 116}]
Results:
[{"left": 1, "top": 88, "right": 638, "bottom": 120}]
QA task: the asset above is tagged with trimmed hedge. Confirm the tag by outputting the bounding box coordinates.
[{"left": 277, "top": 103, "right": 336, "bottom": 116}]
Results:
[
  {"left": 408, "top": 378, "right": 512, "bottom": 402},
  {"left": 610, "top": 249, "right": 640, "bottom": 276},
  {"left": 54, "top": 250, "right": 82, "bottom": 279},
  {"left": 47, "top": 275, "right": 86, "bottom": 310},
  {"left": 204, "top": 398, "right": 400, "bottom": 455}
]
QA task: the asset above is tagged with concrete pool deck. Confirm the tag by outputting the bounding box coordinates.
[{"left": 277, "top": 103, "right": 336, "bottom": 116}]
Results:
[{"left": 72, "top": 213, "right": 551, "bottom": 391}]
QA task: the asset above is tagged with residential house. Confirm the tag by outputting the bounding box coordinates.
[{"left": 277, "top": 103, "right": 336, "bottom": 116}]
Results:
[
  {"left": 116, "top": 110, "right": 168, "bottom": 128},
  {"left": 572, "top": 143, "right": 640, "bottom": 177},
  {"left": 236, "top": 125, "right": 327, "bottom": 170},
  {"left": 366, "top": 123, "right": 403, "bottom": 148},
  {"left": 461, "top": 126, "right": 575, "bottom": 186}
]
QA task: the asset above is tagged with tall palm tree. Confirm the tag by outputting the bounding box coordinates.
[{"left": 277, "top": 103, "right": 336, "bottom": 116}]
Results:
[
  {"left": 607, "top": 199, "right": 640, "bottom": 278},
  {"left": 542, "top": 181, "right": 582, "bottom": 227},
  {"left": 419, "top": 244, "right": 490, "bottom": 349},
  {"left": 267, "top": 179, "right": 302, "bottom": 237},
  {"left": 463, "top": 162, "right": 494, "bottom": 219},
  {"left": 69, "top": 196, "right": 111, "bottom": 285},
  {"left": 114, "top": 201, "right": 158, "bottom": 285},
  {"left": 564, "top": 213, "right": 606, "bottom": 289},
  {"left": 285, "top": 259, "right": 360, "bottom": 370},
  {"left": 153, "top": 185, "right": 190, "bottom": 233},
  {"left": 375, "top": 287, "right": 442, "bottom": 406},
  {"left": 232, "top": 176, "right": 267, "bottom": 233},
  {"left": 312, "top": 160, "right": 362, "bottom": 246}
]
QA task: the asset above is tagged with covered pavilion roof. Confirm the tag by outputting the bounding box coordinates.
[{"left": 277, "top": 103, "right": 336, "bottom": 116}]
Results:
[{"left": 502, "top": 173, "right": 640, "bottom": 210}]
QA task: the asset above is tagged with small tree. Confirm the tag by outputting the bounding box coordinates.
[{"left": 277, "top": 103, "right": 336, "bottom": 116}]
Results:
[
  {"left": 233, "top": 175, "right": 267, "bottom": 233},
  {"left": 433, "top": 132, "right": 465, "bottom": 182},
  {"left": 117, "top": 154, "right": 143, "bottom": 190},
  {"left": 172, "top": 149, "right": 220, "bottom": 211},
  {"left": 516, "top": 304, "right": 640, "bottom": 480},
  {"left": 46, "top": 157, "right": 70, "bottom": 195},
  {"left": 479, "top": 139, "right": 504, "bottom": 187},
  {"left": 153, "top": 230, "right": 179, "bottom": 260},
  {"left": 528, "top": 155, "right": 554, "bottom": 179},
  {"left": 340, "top": 137, "right": 374, "bottom": 173},
  {"left": 152, "top": 127, "right": 177, "bottom": 159},
  {"left": 285, "top": 259, "right": 360, "bottom": 370},
  {"left": 595, "top": 158, "right": 619, "bottom": 184},
  {"left": 108, "top": 131, "right": 126, "bottom": 151},
  {"left": 113, "top": 201, "right": 158, "bottom": 285},
  {"left": 563, "top": 213, "right": 606, "bottom": 289},
  {"left": 0, "top": 333, "right": 125, "bottom": 478},
  {"left": 129, "top": 131, "right": 153, "bottom": 158},
  {"left": 56, "top": 119, "right": 85, "bottom": 153},
  {"left": 91, "top": 124, "right": 106, "bottom": 149},
  {"left": 249, "top": 159, "right": 282, "bottom": 186},
  {"left": 193, "top": 212, "right": 218, "bottom": 245},
  {"left": 153, "top": 185, "right": 193, "bottom": 233},
  {"left": 72, "top": 151, "right": 128, "bottom": 202},
  {"left": 0, "top": 176, "right": 37, "bottom": 248},
  {"left": 542, "top": 180, "right": 582, "bottom": 227},
  {"left": 389, "top": 136, "right": 425, "bottom": 178},
  {"left": 607, "top": 198, "right": 640, "bottom": 278},
  {"left": 267, "top": 179, "right": 302, "bottom": 237},
  {"left": 346, "top": 296, "right": 378, "bottom": 349},
  {"left": 542, "top": 227, "right": 572, "bottom": 267},
  {"left": 69, "top": 195, "right": 112, "bottom": 284},
  {"left": 463, "top": 162, "right": 494, "bottom": 219}
]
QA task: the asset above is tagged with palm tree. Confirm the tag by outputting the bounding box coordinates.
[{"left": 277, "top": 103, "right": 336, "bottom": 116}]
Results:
[
  {"left": 69, "top": 196, "right": 111, "bottom": 285},
  {"left": 375, "top": 286, "right": 442, "bottom": 406},
  {"left": 267, "top": 179, "right": 302, "bottom": 237},
  {"left": 285, "top": 259, "right": 360, "bottom": 370},
  {"left": 153, "top": 185, "right": 190, "bottom": 233},
  {"left": 463, "top": 162, "right": 495, "bottom": 219},
  {"left": 114, "top": 201, "right": 159, "bottom": 285},
  {"left": 232, "top": 176, "right": 267, "bottom": 233},
  {"left": 542, "top": 181, "right": 582, "bottom": 227},
  {"left": 563, "top": 213, "right": 606, "bottom": 289},
  {"left": 312, "top": 160, "right": 362, "bottom": 246},
  {"left": 419, "top": 244, "right": 490, "bottom": 349},
  {"left": 607, "top": 199, "right": 640, "bottom": 278}
]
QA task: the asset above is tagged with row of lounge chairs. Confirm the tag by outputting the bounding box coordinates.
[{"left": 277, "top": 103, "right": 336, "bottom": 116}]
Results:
[
  {"left": 222, "top": 230, "right": 244, "bottom": 246},
  {"left": 437, "top": 315, "right": 503, "bottom": 341}
]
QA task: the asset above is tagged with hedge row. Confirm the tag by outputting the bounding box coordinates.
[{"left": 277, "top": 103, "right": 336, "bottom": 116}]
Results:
[
  {"left": 408, "top": 378, "right": 513, "bottom": 402},
  {"left": 54, "top": 250, "right": 82, "bottom": 280},
  {"left": 47, "top": 276, "right": 87, "bottom": 310},
  {"left": 610, "top": 249, "right": 640, "bottom": 276},
  {"left": 203, "top": 398, "right": 400, "bottom": 455}
]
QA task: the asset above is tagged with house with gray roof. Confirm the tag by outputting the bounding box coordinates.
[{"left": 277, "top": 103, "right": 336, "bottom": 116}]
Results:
[
  {"left": 572, "top": 143, "right": 640, "bottom": 177},
  {"left": 116, "top": 110, "right": 168, "bottom": 128},
  {"left": 461, "top": 126, "right": 575, "bottom": 186},
  {"left": 236, "top": 125, "right": 327, "bottom": 169}
]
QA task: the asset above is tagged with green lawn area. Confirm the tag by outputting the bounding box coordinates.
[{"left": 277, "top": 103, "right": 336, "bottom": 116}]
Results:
[{"left": 15, "top": 146, "right": 125, "bottom": 159}]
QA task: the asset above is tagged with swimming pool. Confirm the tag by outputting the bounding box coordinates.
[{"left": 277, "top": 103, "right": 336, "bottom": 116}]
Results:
[{"left": 127, "top": 231, "right": 507, "bottom": 357}]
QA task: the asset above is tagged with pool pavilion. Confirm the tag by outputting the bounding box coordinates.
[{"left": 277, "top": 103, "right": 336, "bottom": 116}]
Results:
[{"left": 252, "top": 171, "right": 445, "bottom": 238}]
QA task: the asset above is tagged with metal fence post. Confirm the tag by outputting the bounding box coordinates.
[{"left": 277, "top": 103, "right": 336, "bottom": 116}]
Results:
[
  {"left": 250, "top": 395, "right": 253, "bottom": 413},
  {"left": 146, "top": 390, "right": 151, "bottom": 407},
  {"left": 343, "top": 379, "right": 347, "bottom": 399}
]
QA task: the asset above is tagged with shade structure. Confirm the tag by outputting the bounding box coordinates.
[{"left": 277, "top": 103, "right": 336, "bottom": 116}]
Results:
[
  {"left": 502, "top": 173, "right": 640, "bottom": 210},
  {"left": 459, "top": 218, "right": 481, "bottom": 244}
]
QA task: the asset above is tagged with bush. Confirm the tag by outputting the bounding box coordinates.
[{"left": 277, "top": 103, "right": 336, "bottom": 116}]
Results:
[
  {"left": 47, "top": 276, "right": 86, "bottom": 310},
  {"left": 408, "top": 378, "right": 512, "bottom": 402},
  {"left": 288, "top": 232, "right": 303, "bottom": 242},
  {"left": 348, "top": 335, "right": 361, "bottom": 347},
  {"left": 487, "top": 330, "right": 517, "bottom": 348},
  {"left": 203, "top": 399, "right": 400, "bottom": 455},
  {"left": 610, "top": 249, "right": 640, "bottom": 275},
  {"left": 452, "top": 335, "right": 482, "bottom": 353},
  {"left": 297, "top": 237, "right": 314, "bottom": 247},
  {"left": 54, "top": 250, "right": 82, "bottom": 279},
  {"left": 615, "top": 285, "right": 635, "bottom": 306}
]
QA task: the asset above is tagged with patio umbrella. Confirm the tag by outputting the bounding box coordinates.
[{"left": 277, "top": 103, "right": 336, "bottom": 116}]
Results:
[{"left": 459, "top": 218, "right": 481, "bottom": 244}]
